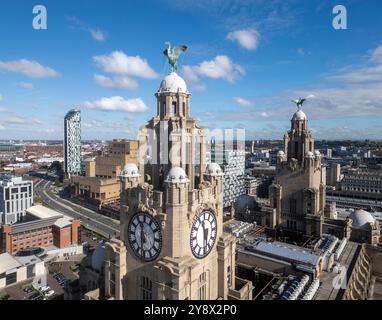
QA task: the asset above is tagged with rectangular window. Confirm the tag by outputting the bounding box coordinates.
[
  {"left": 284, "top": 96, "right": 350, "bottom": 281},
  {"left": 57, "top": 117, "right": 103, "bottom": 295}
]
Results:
[
  {"left": 140, "top": 276, "right": 152, "bottom": 300},
  {"left": 198, "top": 272, "right": 207, "bottom": 300},
  {"left": 172, "top": 101, "right": 177, "bottom": 115}
]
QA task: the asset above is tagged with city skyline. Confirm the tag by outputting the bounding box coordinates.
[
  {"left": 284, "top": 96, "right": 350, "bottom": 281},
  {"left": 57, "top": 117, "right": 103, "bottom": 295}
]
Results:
[{"left": 0, "top": 0, "right": 382, "bottom": 141}]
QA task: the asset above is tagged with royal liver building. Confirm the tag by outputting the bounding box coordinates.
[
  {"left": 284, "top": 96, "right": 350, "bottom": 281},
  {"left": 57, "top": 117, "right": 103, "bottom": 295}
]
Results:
[{"left": 101, "top": 44, "right": 253, "bottom": 300}]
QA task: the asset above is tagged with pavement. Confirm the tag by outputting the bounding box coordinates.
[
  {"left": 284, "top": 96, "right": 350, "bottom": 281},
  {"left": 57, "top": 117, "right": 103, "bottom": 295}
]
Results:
[{"left": 34, "top": 177, "right": 120, "bottom": 239}]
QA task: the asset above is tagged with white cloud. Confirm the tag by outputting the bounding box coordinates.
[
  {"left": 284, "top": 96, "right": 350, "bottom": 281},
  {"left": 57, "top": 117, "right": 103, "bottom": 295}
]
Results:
[
  {"left": 5, "top": 116, "right": 27, "bottom": 124},
  {"left": 3, "top": 116, "right": 45, "bottom": 126},
  {"left": 0, "top": 124, "right": 5, "bottom": 130},
  {"left": 182, "top": 55, "right": 245, "bottom": 86},
  {"left": 82, "top": 96, "right": 148, "bottom": 112},
  {"left": 328, "top": 44, "right": 382, "bottom": 83},
  {"left": 0, "top": 94, "right": 2, "bottom": 102},
  {"left": 234, "top": 97, "right": 255, "bottom": 107},
  {"left": 329, "top": 65, "right": 382, "bottom": 83},
  {"left": 67, "top": 16, "right": 107, "bottom": 42},
  {"left": 227, "top": 28, "right": 260, "bottom": 51},
  {"left": 93, "top": 51, "right": 158, "bottom": 79},
  {"left": 0, "top": 107, "right": 8, "bottom": 112},
  {"left": 17, "top": 82, "right": 34, "bottom": 89},
  {"left": 370, "top": 45, "right": 382, "bottom": 64},
  {"left": 297, "top": 48, "right": 310, "bottom": 56},
  {"left": 89, "top": 28, "right": 107, "bottom": 42},
  {"left": 94, "top": 74, "right": 138, "bottom": 90},
  {"left": 0, "top": 59, "right": 58, "bottom": 78}
]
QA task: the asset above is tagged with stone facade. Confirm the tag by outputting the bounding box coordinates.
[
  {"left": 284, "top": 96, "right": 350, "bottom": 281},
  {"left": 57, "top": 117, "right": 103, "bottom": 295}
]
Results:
[
  {"left": 70, "top": 140, "right": 138, "bottom": 207},
  {"left": 102, "top": 72, "right": 253, "bottom": 300},
  {"left": 269, "top": 108, "right": 326, "bottom": 237}
]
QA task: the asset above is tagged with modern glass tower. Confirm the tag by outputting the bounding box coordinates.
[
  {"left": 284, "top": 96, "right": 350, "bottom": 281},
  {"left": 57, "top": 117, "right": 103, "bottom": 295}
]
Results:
[{"left": 64, "top": 109, "right": 81, "bottom": 177}]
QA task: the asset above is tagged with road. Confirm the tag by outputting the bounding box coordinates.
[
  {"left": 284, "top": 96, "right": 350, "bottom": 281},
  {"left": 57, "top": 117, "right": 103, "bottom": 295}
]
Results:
[{"left": 34, "top": 178, "right": 120, "bottom": 239}]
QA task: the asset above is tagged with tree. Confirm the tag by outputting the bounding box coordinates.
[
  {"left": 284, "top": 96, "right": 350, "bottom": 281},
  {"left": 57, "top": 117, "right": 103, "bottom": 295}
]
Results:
[{"left": 49, "top": 161, "right": 62, "bottom": 173}]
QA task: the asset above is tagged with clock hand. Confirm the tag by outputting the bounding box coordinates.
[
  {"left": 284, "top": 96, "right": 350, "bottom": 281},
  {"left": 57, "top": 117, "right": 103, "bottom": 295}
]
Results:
[
  {"left": 203, "top": 220, "right": 208, "bottom": 248},
  {"left": 140, "top": 222, "right": 144, "bottom": 256}
]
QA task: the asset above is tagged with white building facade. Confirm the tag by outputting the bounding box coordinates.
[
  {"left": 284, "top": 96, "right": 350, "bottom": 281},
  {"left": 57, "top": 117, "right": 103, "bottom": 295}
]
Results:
[{"left": 0, "top": 176, "right": 33, "bottom": 225}]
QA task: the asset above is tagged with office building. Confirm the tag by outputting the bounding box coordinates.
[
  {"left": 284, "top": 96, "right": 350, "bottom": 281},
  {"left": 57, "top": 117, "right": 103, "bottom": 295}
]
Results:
[
  {"left": 70, "top": 139, "right": 138, "bottom": 208},
  {"left": 0, "top": 205, "right": 81, "bottom": 255},
  {"left": 211, "top": 142, "right": 246, "bottom": 208},
  {"left": 0, "top": 175, "right": 33, "bottom": 225}
]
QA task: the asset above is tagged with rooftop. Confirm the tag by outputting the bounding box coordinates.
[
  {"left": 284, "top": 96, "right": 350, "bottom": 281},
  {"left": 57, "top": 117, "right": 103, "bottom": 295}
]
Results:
[
  {"left": 246, "top": 240, "right": 322, "bottom": 267},
  {"left": 0, "top": 253, "right": 22, "bottom": 274},
  {"left": 26, "top": 205, "right": 63, "bottom": 220}
]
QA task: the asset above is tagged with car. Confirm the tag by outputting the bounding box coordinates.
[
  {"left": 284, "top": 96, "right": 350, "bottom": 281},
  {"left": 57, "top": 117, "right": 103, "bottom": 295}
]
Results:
[
  {"left": 25, "top": 287, "right": 33, "bottom": 294},
  {"left": 40, "top": 286, "right": 50, "bottom": 292},
  {"left": 44, "top": 290, "right": 55, "bottom": 298},
  {"left": 30, "top": 294, "right": 41, "bottom": 300}
]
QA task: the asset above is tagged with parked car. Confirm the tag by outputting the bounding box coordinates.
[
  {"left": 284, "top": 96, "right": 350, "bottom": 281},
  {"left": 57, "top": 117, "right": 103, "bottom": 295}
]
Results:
[
  {"left": 44, "top": 290, "right": 55, "bottom": 298},
  {"left": 40, "top": 286, "right": 50, "bottom": 292}
]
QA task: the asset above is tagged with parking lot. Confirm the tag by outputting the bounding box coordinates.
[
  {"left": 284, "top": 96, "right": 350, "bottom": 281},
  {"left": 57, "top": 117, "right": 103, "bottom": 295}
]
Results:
[{"left": 1, "top": 280, "right": 57, "bottom": 300}]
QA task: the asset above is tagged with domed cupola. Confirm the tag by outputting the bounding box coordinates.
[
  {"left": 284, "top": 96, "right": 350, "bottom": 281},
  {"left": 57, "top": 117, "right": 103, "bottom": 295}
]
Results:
[
  {"left": 155, "top": 72, "right": 191, "bottom": 119},
  {"left": 292, "top": 109, "right": 307, "bottom": 121},
  {"left": 120, "top": 163, "right": 140, "bottom": 178},
  {"left": 206, "top": 163, "right": 224, "bottom": 176},
  {"left": 158, "top": 72, "right": 188, "bottom": 93},
  {"left": 349, "top": 209, "right": 376, "bottom": 230},
  {"left": 165, "top": 166, "right": 189, "bottom": 184}
]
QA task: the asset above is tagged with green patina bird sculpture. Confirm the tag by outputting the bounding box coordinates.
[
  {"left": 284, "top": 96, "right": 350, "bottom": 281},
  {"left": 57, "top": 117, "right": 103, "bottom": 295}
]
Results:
[
  {"left": 292, "top": 97, "right": 306, "bottom": 110},
  {"left": 163, "top": 42, "right": 187, "bottom": 72}
]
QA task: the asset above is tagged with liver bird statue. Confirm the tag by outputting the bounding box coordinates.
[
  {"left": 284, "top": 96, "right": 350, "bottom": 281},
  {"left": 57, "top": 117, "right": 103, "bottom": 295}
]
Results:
[
  {"left": 291, "top": 97, "right": 306, "bottom": 110},
  {"left": 163, "top": 42, "right": 187, "bottom": 72}
]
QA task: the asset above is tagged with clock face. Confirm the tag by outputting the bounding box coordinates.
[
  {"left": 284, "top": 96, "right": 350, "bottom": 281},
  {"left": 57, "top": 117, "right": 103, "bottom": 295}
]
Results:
[
  {"left": 128, "top": 212, "right": 162, "bottom": 262},
  {"left": 190, "top": 210, "right": 217, "bottom": 259}
]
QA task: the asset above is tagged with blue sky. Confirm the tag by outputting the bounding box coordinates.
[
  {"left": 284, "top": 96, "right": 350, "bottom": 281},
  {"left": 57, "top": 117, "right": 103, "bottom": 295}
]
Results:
[{"left": 0, "top": 0, "right": 382, "bottom": 140}]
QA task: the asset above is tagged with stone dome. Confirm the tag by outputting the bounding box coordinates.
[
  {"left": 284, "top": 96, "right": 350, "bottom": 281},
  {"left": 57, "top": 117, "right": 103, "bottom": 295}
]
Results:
[
  {"left": 91, "top": 241, "right": 106, "bottom": 272},
  {"left": 277, "top": 150, "right": 285, "bottom": 157},
  {"left": 235, "top": 194, "right": 257, "bottom": 211},
  {"left": 121, "top": 163, "right": 140, "bottom": 178},
  {"left": 349, "top": 209, "right": 376, "bottom": 229},
  {"left": 314, "top": 150, "right": 321, "bottom": 157},
  {"left": 305, "top": 151, "right": 315, "bottom": 159},
  {"left": 165, "top": 166, "right": 189, "bottom": 183},
  {"left": 292, "top": 110, "right": 307, "bottom": 121},
  {"left": 159, "top": 72, "right": 187, "bottom": 93},
  {"left": 206, "top": 163, "right": 223, "bottom": 176}
]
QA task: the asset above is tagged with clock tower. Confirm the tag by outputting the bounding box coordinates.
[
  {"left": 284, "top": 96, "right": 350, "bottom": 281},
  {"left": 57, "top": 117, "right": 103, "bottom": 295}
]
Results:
[{"left": 102, "top": 47, "right": 253, "bottom": 300}]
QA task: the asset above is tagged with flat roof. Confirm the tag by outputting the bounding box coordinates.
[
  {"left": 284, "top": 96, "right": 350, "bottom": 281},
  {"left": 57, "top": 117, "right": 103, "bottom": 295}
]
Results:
[
  {"left": 26, "top": 205, "right": 63, "bottom": 220},
  {"left": 248, "top": 240, "right": 322, "bottom": 267},
  {"left": 0, "top": 253, "right": 22, "bottom": 274},
  {"left": 14, "top": 254, "right": 42, "bottom": 266},
  {"left": 54, "top": 217, "right": 72, "bottom": 229}
]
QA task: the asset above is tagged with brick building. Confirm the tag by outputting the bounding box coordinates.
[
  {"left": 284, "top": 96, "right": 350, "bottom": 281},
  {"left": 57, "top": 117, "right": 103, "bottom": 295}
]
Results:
[{"left": 0, "top": 205, "right": 80, "bottom": 254}]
